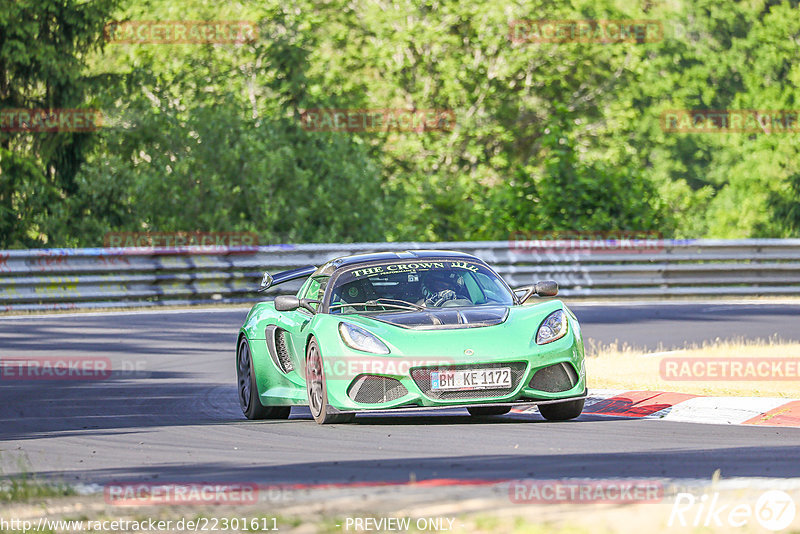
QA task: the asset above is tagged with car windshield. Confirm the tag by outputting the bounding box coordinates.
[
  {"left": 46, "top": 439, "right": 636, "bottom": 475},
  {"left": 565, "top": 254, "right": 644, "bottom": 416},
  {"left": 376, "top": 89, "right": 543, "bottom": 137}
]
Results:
[{"left": 328, "top": 259, "right": 514, "bottom": 313}]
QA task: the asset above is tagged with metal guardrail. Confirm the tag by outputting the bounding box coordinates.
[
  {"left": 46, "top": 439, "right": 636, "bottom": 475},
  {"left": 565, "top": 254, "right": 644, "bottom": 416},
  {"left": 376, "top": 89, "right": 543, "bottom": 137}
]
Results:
[{"left": 1, "top": 239, "right": 800, "bottom": 311}]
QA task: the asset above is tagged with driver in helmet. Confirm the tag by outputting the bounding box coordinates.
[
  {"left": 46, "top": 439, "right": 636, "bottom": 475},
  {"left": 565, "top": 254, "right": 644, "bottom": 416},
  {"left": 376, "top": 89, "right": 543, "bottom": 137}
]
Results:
[{"left": 420, "top": 270, "right": 461, "bottom": 307}]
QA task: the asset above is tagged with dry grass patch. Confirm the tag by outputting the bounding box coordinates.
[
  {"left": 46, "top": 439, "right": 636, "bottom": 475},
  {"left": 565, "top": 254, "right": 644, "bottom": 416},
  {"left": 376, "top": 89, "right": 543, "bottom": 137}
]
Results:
[{"left": 587, "top": 337, "right": 800, "bottom": 398}]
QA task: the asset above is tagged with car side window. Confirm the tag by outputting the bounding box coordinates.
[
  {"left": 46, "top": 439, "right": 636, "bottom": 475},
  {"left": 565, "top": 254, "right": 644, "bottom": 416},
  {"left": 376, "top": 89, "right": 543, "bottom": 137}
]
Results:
[
  {"left": 301, "top": 276, "right": 329, "bottom": 311},
  {"left": 474, "top": 272, "right": 505, "bottom": 302},
  {"left": 315, "top": 276, "right": 329, "bottom": 300},
  {"left": 463, "top": 272, "right": 486, "bottom": 304}
]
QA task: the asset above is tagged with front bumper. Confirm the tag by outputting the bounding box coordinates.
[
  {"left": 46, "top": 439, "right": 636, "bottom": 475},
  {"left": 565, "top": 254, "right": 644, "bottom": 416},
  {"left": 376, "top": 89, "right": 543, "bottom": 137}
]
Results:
[
  {"left": 323, "top": 329, "right": 586, "bottom": 412},
  {"left": 329, "top": 392, "right": 588, "bottom": 415}
]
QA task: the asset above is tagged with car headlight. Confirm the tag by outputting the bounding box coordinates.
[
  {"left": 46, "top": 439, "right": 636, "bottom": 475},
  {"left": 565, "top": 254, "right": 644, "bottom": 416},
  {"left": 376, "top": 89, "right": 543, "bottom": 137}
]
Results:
[
  {"left": 536, "top": 310, "right": 568, "bottom": 344},
  {"left": 338, "top": 323, "right": 390, "bottom": 354}
]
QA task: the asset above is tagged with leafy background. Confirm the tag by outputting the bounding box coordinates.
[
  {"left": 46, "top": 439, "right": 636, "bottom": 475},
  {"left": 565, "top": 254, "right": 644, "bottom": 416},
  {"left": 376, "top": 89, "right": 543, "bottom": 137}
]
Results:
[{"left": 1, "top": 0, "right": 799, "bottom": 248}]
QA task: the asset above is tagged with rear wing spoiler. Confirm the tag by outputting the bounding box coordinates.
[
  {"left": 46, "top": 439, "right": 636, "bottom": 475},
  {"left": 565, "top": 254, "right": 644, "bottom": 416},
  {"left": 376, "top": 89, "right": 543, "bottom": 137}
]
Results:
[{"left": 258, "top": 265, "right": 316, "bottom": 292}]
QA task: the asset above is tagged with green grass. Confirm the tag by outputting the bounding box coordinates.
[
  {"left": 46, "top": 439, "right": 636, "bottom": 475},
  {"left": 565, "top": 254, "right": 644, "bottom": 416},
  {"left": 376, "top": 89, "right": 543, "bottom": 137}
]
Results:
[{"left": 0, "top": 475, "right": 75, "bottom": 503}]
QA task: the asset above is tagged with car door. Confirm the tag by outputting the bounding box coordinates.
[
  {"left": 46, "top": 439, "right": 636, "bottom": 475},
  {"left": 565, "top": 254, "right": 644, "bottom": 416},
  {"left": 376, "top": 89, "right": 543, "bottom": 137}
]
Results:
[{"left": 277, "top": 276, "right": 329, "bottom": 375}]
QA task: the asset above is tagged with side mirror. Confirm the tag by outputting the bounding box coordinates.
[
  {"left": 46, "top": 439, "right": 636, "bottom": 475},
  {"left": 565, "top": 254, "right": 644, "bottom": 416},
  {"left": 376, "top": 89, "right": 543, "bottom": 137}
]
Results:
[
  {"left": 274, "top": 295, "right": 319, "bottom": 313},
  {"left": 274, "top": 295, "right": 300, "bottom": 311},
  {"left": 515, "top": 280, "right": 559, "bottom": 304},
  {"left": 535, "top": 280, "right": 558, "bottom": 297}
]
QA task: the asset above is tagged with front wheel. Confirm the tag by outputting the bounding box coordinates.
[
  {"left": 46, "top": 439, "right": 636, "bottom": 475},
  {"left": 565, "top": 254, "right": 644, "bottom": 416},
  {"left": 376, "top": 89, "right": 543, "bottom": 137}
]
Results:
[
  {"left": 538, "top": 398, "right": 584, "bottom": 421},
  {"left": 237, "top": 337, "right": 291, "bottom": 420},
  {"left": 306, "top": 338, "right": 355, "bottom": 424}
]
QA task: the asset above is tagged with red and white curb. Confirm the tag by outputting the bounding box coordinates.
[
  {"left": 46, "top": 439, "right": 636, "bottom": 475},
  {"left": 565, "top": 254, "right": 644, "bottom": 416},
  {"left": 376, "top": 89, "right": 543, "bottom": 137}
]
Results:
[{"left": 513, "top": 389, "right": 800, "bottom": 428}]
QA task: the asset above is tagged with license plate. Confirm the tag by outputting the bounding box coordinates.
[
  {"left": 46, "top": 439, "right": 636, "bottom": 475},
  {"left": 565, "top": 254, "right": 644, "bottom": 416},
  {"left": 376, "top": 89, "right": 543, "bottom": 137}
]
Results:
[{"left": 430, "top": 368, "right": 512, "bottom": 391}]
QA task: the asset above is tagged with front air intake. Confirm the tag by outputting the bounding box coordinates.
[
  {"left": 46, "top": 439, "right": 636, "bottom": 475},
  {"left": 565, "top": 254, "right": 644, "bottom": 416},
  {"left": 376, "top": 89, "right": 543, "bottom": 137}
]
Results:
[
  {"left": 528, "top": 362, "right": 578, "bottom": 393},
  {"left": 348, "top": 375, "right": 408, "bottom": 404}
]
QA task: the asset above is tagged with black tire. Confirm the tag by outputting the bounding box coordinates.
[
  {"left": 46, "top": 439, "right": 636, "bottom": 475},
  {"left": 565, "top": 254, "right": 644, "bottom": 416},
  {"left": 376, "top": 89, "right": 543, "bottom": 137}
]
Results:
[
  {"left": 237, "top": 337, "right": 291, "bottom": 420},
  {"left": 467, "top": 406, "right": 511, "bottom": 417},
  {"left": 306, "top": 338, "right": 355, "bottom": 424},
  {"left": 538, "top": 398, "right": 584, "bottom": 421}
]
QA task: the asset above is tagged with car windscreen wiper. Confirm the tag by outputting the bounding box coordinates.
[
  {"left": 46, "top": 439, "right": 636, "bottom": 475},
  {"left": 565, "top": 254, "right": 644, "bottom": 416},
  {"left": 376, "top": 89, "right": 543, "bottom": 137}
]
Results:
[{"left": 329, "top": 298, "right": 425, "bottom": 312}]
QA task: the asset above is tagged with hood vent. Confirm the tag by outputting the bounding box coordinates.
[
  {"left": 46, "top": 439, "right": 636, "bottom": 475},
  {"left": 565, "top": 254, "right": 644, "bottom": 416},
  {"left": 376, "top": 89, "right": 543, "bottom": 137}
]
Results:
[{"left": 370, "top": 306, "right": 509, "bottom": 330}]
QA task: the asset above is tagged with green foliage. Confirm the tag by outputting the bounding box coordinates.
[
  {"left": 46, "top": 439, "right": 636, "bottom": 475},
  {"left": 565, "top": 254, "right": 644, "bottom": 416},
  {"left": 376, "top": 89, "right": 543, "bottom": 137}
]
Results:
[
  {"left": 0, "top": 474, "right": 74, "bottom": 502},
  {"left": 0, "top": 0, "right": 120, "bottom": 247},
  {"left": 1, "top": 0, "right": 799, "bottom": 247}
]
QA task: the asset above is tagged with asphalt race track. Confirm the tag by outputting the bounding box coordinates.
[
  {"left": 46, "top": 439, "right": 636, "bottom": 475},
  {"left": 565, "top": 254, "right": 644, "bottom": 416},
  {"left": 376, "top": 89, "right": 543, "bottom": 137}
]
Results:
[{"left": 2, "top": 302, "right": 800, "bottom": 486}]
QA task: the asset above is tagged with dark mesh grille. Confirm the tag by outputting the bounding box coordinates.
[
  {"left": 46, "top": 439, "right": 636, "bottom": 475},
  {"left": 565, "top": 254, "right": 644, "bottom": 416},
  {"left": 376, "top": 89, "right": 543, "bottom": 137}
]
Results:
[
  {"left": 529, "top": 363, "right": 578, "bottom": 393},
  {"left": 348, "top": 375, "right": 408, "bottom": 404},
  {"left": 275, "top": 330, "right": 294, "bottom": 372},
  {"left": 410, "top": 362, "right": 528, "bottom": 400}
]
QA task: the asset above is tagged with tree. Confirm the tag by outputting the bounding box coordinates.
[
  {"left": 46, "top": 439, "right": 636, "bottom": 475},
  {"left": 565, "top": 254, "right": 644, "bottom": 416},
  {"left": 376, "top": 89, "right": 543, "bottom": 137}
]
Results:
[{"left": 0, "top": 0, "right": 119, "bottom": 247}]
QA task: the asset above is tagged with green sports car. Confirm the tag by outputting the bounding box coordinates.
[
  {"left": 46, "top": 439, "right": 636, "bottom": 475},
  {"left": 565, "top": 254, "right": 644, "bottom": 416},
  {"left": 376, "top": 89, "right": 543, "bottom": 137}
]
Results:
[{"left": 236, "top": 250, "right": 586, "bottom": 424}]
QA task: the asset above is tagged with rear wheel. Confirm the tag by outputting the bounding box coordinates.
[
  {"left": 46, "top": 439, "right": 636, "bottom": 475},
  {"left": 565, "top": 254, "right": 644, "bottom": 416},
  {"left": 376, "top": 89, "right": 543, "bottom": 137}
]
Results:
[
  {"left": 237, "top": 337, "right": 291, "bottom": 420},
  {"left": 306, "top": 338, "right": 355, "bottom": 424},
  {"left": 538, "top": 398, "right": 584, "bottom": 421},
  {"left": 467, "top": 406, "right": 511, "bottom": 417}
]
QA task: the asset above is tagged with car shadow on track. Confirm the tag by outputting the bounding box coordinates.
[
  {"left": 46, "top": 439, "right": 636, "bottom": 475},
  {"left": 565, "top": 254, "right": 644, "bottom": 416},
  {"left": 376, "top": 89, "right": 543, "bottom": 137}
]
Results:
[
  {"left": 288, "top": 406, "right": 629, "bottom": 425},
  {"left": 0, "top": 372, "right": 234, "bottom": 441},
  {"left": 23, "top": 443, "right": 800, "bottom": 485}
]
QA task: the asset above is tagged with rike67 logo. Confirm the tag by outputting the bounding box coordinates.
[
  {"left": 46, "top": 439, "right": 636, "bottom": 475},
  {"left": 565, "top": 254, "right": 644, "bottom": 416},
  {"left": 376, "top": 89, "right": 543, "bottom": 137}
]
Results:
[{"left": 669, "top": 490, "right": 796, "bottom": 531}]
